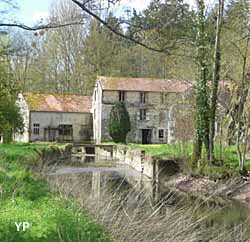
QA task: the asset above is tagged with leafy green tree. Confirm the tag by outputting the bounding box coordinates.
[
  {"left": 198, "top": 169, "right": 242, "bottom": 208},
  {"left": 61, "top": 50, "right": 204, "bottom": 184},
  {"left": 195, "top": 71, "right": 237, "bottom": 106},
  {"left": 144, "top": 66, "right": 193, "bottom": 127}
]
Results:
[
  {"left": 108, "top": 102, "right": 131, "bottom": 143},
  {"left": 0, "top": 97, "right": 24, "bottom": 143},
  {"left": 0, "top": 34, "right": 24, "bottom": 143}
]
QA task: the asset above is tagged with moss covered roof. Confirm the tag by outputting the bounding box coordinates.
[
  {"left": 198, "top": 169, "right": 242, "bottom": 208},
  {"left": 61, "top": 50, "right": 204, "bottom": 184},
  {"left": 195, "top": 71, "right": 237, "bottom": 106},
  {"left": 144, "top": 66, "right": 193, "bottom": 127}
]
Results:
[
  {"left": 23, "top": 93, "right": 92, "bottom": 113},
  {"left": 98, "top": 76, "right": 193, "bottom": 92}
]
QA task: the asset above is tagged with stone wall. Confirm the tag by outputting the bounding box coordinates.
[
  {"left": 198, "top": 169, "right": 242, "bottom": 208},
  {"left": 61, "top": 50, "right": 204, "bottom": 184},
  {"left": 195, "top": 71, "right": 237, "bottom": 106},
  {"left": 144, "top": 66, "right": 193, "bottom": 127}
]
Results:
[
  {"left": 99, "top": 89, "right": 193, "bottom": 144},
  {"left": 95, "top": 145, "right": 156, "bottom": 179},
  {"left": 15, "top": 93, "right": 30, "bottom": 142},
  {"left": 30, "top": 111, "right": 93, "bottom": 142}
]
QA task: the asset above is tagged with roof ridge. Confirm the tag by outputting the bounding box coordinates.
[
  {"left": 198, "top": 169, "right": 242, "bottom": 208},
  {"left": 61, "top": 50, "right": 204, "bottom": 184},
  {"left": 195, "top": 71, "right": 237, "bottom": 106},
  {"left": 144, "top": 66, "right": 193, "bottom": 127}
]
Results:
[
  {"left": 98, "top": 76, "right": 193, "bottom": 93},
  {"left": 98, "top": 76, "right": 191, "bottom": 81},
  {"left": 23, "top": 92, "right": 91, "bottom": 98}
]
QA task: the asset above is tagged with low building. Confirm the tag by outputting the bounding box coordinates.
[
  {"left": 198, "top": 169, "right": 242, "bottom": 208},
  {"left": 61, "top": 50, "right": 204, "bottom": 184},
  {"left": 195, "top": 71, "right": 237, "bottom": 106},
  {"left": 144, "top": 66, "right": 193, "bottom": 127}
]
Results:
[
  {"left": 15, "top": 93, "right": 93, "bottom": 142},
  {"left": 92, "top": 76, "right": 196, "bottom": 144}
]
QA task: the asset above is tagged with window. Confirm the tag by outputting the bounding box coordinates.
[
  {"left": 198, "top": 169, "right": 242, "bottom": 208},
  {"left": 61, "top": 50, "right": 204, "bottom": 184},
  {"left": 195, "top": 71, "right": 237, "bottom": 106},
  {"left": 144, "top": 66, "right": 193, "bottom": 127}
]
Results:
[
  {"left": 140, "top": 92, "right": 146, "bottom": 104},
  {"left": 119, "top": 91, "right": 125, "bottom": 102},
  {"left": 33, "top": 123, "right": 40, "bottom": 135},
  {"left": 94, "top": 90, "right": 97, "bottom": 101},
  {"left": 161, "top": 93, "right": 165, "bottom": 104},
  {"left": 158, "top": 129, "right": 164, "bottom": 139},
  {"left": 59, "top": 125, "right": 73, "bottom": 136},
  {"left": 139, "top": 109, "right": 147, "bottom": 120}
]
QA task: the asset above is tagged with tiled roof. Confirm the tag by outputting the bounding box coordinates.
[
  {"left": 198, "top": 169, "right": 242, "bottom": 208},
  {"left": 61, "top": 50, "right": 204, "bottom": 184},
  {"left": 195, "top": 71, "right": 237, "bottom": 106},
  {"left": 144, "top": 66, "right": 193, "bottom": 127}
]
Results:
[
  {"left": 23, "top": 93, "right": 92, "bottom": 113},
  {"left": 98, "top": 76, "right": 193, "bottom": 92}
]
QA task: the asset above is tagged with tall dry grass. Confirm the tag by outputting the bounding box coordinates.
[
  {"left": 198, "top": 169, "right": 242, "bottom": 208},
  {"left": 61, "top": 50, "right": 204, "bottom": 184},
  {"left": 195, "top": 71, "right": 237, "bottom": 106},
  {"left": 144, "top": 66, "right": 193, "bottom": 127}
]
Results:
[{"left": 47, "top": 168, "right": 250, "bottom": 242}]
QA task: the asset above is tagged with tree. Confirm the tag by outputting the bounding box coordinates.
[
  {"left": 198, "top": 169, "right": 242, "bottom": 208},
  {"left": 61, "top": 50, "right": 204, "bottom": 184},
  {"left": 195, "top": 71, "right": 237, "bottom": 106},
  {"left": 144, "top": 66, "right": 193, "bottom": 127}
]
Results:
[
  {"left": 223, "top": 0, "right": 250, "bottom": 172},
  {"left": 0, "top": 97, "right": 24, "bottom": 143},
  {"left": 209, "top": 0, "right": 224, "bottom": 162},
  {"left": 83, "top": 15, "right": 126, "bottom": 77},
  {"left": 108, "top": 102, "right": 131, "bottom": 143},
  {"left": 0, "top": 0, "right": 232, "bottom": 167},
  {"left": 191, "top": 0, "right": 210, "bottom": 168},
  {"left": 0, "top": 34, "right": 24, "bottom": 143}
]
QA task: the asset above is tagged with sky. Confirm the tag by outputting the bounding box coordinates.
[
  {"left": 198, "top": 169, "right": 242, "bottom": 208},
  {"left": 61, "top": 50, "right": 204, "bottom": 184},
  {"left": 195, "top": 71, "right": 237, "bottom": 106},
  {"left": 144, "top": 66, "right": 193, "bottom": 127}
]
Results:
[
  {"left": 16, "top": 0, "right": 153, "bottom": 25},
  {"left": 16, "top": 0, "right": 201, "bottom": 26},
  {"left": 17, "top": 0, "right": 52, "bottom": 25}
]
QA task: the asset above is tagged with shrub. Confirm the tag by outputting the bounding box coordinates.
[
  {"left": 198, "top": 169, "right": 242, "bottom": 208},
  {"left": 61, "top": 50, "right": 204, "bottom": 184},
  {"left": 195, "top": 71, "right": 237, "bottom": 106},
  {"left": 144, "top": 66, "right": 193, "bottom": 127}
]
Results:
[{"left": 108, "top": 102, "right": 131, "bottom": 143}]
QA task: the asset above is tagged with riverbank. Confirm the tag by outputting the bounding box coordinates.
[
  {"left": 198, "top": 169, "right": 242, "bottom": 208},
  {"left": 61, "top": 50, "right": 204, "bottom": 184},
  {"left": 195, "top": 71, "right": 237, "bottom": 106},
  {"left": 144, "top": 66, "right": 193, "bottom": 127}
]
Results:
[
  {"left": 46, "top": 151, "right": 250, "bottom": 242},
  {"left": 1, "top": 143, "right": 249, "bottom": 241},
  {"left": 0, "top": 143, "right": 115, "bottom": 242},
  {"left": 101, "top": 142, "right": 250, "bottom": 205}
]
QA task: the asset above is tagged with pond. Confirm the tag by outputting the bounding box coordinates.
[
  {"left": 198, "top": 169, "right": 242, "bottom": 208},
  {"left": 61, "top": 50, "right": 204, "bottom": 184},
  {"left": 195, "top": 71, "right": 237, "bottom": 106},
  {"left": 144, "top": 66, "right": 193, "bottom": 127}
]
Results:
[{"left": 47, "top": 158, "right": 250, "bottom": 242}]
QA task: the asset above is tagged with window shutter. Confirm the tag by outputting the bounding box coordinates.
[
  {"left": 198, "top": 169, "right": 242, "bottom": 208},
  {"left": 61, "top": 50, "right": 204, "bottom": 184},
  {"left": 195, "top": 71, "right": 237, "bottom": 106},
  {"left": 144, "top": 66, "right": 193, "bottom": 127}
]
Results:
[{"left": 146, "top": 113, "right": 150, "bottom": 121}]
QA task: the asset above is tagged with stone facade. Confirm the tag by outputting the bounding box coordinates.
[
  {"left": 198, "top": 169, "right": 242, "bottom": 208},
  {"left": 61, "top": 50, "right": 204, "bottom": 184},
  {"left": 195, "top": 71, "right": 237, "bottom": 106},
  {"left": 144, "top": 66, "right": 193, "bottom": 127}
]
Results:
[
  {"left": 28, "top": 111, "right": 92, "bottom": 142},
  {"left": 15, "top": 93, "right": 30, "bottom": 142},
  {"left": 92, "top": 77, "right": 195, "bottom": 144}
]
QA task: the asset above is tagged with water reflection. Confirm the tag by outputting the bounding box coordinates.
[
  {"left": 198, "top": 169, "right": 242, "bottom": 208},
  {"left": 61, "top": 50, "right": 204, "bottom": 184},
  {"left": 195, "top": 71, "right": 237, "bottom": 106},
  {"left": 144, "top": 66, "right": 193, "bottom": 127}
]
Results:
[
  {"left": 47, "top": 161, "right": 250, "bottom": 242},
  {"left": 49, "top": 163, "right": 154, "bottom": 201}
]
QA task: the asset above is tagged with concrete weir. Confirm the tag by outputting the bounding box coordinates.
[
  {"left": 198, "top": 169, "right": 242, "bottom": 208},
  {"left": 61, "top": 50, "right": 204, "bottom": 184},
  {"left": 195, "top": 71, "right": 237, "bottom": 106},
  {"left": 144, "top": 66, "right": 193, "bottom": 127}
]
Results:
[
  {"left": 71, "top": 143, "right": 114, "bottom": 163},
  {"left": 95, "top": 145, "right": 162, "bottom": 180},
  {"left": 70, "top": 144, "right": 179, "bottom": 183},
  {"left": 70, "top": 143, "right": 177, "bottom": 180},
  {"left": 65, "top": 143, "right": 180, "bottom": 202},
  {"left": 71, "top": 144, "right": 164, "bottom": 198}
]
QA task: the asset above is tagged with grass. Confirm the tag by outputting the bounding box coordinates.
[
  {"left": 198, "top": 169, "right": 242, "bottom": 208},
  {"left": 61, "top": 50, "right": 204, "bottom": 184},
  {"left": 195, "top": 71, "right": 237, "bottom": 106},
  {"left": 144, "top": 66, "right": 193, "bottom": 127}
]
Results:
[
  {"left": 126, "top": 142, "right": 249, "bottom": 178},
  {"left": 128, "top": 142, "right": 193, "bottom": 159},
  {"left": 0, "top": 143, "right": 115, "bottom": 242}
]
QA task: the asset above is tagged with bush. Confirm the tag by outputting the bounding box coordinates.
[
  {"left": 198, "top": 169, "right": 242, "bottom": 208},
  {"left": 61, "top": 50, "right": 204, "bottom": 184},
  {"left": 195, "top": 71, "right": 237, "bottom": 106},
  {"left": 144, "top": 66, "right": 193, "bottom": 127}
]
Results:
[{"left": 108, "top": 102, "right": 131, "bottom": 143}]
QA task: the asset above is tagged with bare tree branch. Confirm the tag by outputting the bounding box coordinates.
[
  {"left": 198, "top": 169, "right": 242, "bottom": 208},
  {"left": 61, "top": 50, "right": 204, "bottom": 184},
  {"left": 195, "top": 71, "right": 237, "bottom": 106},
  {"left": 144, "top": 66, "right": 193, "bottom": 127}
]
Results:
[
  {"left": 0, "top": 21, "right": 85, "bottom": 31},
  {"left": 71, "top": 0, "right": 173, "bottom": 54}
]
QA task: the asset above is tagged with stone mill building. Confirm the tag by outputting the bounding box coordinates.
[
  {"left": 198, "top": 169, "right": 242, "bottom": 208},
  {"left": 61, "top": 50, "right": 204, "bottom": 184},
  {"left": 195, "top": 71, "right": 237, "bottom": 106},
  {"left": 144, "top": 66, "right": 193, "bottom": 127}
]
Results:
[
  {"left": 15, "top": 77, "right": 229, "bottom": 144},
  {"left": 92, "top": 76, "right": 195, "bottom": 144}
]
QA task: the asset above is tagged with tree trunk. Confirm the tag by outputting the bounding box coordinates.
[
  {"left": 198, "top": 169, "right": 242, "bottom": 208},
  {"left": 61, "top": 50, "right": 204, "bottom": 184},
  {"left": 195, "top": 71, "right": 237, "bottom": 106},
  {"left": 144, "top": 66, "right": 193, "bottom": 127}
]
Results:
[
  {"left": 236, "top": 124, "right": 245, "bottom": 172},
  {"left": 191, "top": 0, "right": 210, "bottom": 167},
  {"left": 209, "top": 0, "right": 224, "bottom": 163},
  {"left": 191, "top": 134, "right": 202, "bottom": 169}
]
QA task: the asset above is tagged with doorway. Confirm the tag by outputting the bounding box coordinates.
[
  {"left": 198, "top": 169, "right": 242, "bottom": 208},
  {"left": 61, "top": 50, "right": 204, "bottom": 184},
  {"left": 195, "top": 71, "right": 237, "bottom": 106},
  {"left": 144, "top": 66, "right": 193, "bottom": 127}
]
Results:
[
  {"left": 44, "top": 127, "right": 57, "bottom": 141},
  {"left": 142, "top": 129, "right": 152, "bottom": 144}
]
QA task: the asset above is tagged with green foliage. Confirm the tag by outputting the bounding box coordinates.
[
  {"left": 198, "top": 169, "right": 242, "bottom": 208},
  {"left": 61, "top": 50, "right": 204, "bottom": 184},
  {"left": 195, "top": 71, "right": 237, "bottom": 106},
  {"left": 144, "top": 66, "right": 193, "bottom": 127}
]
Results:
[
  {"left": 191, "top": 0, "right": 211, "bottom": 167},
  {"left": 0, "top": 35, "right": 24, "bottom": 143},
  {"left": 130, "top": 0, "right": 196, "bottom": 49},
  {"left": 0, "top": 97, "right": 24, "bottom": 142},
  {"left": 0, "top": 143, "right": 115, "bottom": 242},
  {"left": 108, "top": 102, "right": 131, "bottom": 143},
  {"left": 129, "top": 142, "right": 193, "bottom": 159}
]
